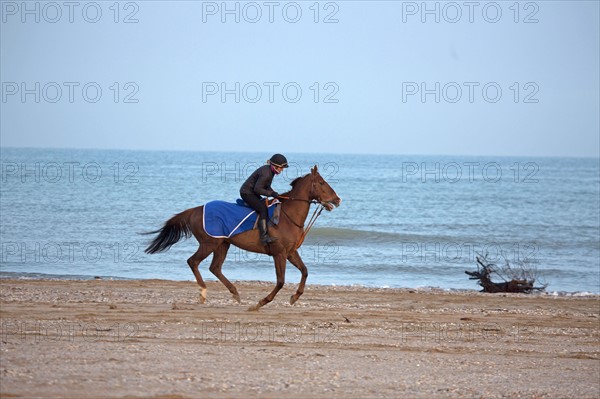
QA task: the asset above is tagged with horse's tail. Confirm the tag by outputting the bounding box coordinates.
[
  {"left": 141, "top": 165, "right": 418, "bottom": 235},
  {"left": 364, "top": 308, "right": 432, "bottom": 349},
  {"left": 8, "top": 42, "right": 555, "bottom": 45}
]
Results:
[{"left": 144, "top": 207, "right": 200, "bottom": 254}]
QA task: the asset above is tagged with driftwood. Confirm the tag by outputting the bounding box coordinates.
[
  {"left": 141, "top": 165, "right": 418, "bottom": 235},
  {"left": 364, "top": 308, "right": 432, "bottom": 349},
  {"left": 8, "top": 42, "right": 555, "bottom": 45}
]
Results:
[{"left": 466, "top": 255, "right": 546, "bottom": 294}]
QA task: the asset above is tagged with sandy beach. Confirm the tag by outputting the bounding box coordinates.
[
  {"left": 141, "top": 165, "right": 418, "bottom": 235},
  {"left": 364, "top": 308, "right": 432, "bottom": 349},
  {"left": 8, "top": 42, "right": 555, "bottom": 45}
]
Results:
[{"left": 0, "top": 278, "right": 598, "bottom": 398}]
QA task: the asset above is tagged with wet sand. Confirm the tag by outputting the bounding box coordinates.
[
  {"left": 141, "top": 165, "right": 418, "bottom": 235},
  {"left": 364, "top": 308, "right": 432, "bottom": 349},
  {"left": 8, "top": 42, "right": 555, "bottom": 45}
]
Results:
[{"left": 1, "top": 279, "right": 598, "bottom": 398}]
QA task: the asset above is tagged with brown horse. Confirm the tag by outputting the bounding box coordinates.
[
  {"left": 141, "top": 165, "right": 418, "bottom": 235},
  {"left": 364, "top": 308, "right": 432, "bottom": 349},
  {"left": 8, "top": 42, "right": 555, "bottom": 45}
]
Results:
[{"left": 144, "top": 165, "right": 341, "bottom": 311}]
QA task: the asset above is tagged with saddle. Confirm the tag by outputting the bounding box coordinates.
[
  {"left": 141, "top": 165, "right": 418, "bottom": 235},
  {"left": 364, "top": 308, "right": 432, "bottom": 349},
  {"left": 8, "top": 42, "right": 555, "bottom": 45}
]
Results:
[
  {"left": 235, "top": 199, "right": 281, "bottom": 226},
  {"left": 203, "top": 199, "right": 281, "bottom": 238}
]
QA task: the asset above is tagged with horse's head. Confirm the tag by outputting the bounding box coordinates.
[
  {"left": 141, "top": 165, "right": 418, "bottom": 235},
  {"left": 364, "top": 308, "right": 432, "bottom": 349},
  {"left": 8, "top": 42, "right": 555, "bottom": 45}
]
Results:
[
  {"left": 286, "top": 165, "right": 341, "bottom": 211},
  {"left": 307, "top": 165, "right": 342, "bottom": 211}
]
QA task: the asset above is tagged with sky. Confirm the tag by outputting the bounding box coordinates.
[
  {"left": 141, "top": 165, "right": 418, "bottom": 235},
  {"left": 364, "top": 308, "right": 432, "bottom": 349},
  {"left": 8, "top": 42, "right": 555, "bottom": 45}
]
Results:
[{"left": 1, "top": 0, "right": 599, "bottom": 157}]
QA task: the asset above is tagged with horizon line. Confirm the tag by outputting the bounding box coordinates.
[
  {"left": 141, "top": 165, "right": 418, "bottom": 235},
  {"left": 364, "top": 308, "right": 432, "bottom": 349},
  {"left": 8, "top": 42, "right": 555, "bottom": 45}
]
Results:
[{"left": 1, "top": 145, "right": 599, "bottom": 160}]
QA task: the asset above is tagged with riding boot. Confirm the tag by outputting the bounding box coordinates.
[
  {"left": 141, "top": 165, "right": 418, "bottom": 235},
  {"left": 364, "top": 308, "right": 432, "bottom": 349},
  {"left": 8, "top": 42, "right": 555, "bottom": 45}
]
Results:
[{"left": 258, "top": 218, "right": 277, "bottom": 245}]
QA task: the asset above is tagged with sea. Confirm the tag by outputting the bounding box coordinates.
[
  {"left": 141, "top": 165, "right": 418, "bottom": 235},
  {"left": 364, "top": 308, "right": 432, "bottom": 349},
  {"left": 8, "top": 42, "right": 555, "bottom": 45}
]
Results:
[{"left": 1, "top": 147, "right": 599, "bottom": 294}]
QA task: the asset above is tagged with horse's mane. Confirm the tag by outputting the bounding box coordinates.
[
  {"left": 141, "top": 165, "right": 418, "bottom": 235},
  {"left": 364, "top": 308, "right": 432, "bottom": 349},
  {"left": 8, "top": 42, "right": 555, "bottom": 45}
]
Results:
[
  {"left": 290, "top": 176, "right": 302, "bottom": 187},
  {"left": 280, "top": 175, "right": 307, "bottom": 198}
]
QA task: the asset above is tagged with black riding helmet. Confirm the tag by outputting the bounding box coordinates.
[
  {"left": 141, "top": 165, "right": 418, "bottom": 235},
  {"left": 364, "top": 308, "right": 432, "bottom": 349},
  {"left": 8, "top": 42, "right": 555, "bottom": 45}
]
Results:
[{"left": 268, "top": 154, "right": 288, "bottom": 168}]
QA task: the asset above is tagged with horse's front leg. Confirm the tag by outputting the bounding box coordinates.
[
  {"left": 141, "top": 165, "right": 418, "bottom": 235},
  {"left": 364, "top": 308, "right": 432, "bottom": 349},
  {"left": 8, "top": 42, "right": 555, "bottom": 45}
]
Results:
[
  {"left": 287, "top": 250, "right": 308, "bottom": 305},
  {"left": 248, "top": 253, "right": 287, "bottom": 311}
]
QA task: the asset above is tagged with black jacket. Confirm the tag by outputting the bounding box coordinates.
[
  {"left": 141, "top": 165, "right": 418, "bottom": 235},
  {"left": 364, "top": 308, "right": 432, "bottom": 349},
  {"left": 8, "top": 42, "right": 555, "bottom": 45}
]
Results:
[{"left": 240, "top": 165, "right": 276, "bottom": 196}]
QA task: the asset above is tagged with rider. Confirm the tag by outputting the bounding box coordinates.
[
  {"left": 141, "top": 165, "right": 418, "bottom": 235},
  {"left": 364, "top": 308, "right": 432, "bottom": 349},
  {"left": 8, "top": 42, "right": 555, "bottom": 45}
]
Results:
[{"left": 240, "top": 154, "right": 288, "bottom": 245}]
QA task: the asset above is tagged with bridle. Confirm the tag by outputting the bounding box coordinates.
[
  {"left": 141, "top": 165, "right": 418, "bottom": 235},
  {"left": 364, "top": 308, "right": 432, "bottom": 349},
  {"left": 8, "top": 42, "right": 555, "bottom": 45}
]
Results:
[{"left": 276, "top": 176, "right": 327, "bottom": 248}]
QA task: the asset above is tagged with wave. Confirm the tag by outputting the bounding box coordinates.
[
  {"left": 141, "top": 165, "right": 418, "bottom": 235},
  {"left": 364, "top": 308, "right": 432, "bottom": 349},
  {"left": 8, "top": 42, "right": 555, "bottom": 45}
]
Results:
[
  {"left": 303, "top": 227, "right": 526, "bottom": 246},
  {"left": 303, "top": 227, "right": 599, "bottom": 256},
  {"left": 304, "top": 227, "right": 441, "bottom": 245}
]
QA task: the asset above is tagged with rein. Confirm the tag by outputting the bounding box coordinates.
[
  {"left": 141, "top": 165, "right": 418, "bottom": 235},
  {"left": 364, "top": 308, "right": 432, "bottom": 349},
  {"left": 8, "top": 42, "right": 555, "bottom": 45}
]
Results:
[
  {"left": 277, "top": 196, "right": 325, "bottom": 249},
  {"left": 297, "top": 205, "right": 325, "bottom": 249},
  {"left": 276, "top": 195, "right": 318, "bottom": 204}
]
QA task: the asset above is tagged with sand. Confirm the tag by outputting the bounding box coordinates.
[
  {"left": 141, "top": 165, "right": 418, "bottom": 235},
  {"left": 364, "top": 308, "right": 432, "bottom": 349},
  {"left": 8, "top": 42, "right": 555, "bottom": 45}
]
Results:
[{"left": 0, "top": 278, "right": 598, "bottom": 398}]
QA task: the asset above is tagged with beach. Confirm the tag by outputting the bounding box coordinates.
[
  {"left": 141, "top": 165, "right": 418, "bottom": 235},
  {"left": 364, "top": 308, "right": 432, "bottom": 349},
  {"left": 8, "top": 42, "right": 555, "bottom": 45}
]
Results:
[{"left": 1, "top": 278, "right": 598, "bottom": 398}]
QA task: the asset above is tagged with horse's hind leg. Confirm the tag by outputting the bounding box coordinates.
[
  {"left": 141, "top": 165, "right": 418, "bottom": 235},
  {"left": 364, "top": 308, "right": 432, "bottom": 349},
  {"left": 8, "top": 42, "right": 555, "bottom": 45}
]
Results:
[
  {"left": 248, "top": 253, "right": 287, "bottom": 311},
  {"left": 187, "top": 243, "right": 217, "bottom": 304},
  {"left": 208, "top": 242, "right": 241, "bottom": 303},
  {"left": 287, "top": 250, "right": 308, "bottom": 305}
]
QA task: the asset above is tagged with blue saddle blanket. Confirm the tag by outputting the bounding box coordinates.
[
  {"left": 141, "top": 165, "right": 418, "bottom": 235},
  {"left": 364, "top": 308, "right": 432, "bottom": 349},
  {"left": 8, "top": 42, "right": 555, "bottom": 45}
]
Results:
[{"left": 203, "top": 200, "right": 279, "bottom": 238}]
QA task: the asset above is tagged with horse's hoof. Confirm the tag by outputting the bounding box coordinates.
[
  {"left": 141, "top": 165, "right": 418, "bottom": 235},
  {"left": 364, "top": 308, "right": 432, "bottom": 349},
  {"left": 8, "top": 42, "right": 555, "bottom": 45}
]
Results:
[
  {"left": 247, "top": 304, "right": 261, "bottom": 312},
  {"left": 199, "top": 288, "right": 207, "bottom": 304},
  {"left": 290, "top": 295, "right": 298, "bottom": 305},
  {"left": 199, "top": 296, "right": 206, "bottom": 304},
  {"left": 233, "top": 293, "right": 241, "bottom": 304}
]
